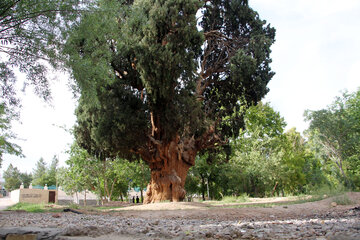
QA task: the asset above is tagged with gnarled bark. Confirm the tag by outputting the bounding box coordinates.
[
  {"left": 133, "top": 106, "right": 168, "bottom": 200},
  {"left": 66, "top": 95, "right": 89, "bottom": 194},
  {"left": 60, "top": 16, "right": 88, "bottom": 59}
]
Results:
[{"left": 143, "top": 136, "right": 197, "bottom": 203}]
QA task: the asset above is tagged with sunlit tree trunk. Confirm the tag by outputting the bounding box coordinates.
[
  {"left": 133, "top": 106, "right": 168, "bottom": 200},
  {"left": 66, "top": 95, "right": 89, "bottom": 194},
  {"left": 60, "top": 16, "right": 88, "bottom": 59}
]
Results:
[{"left": 143, "top": 136, "right": 197, "bottom": 203}]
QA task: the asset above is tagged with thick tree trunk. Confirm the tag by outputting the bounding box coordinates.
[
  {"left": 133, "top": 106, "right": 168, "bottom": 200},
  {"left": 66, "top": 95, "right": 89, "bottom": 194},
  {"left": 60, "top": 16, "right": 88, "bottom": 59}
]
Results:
[{"left": 143, "top": 137, "right": 196, "bottom": 204}]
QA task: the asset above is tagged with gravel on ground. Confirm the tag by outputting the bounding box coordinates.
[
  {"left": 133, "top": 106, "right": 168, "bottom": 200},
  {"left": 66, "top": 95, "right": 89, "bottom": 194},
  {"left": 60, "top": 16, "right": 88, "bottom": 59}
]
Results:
[{"left": 0, "top": 192, "right": 359, "bottom": 239}]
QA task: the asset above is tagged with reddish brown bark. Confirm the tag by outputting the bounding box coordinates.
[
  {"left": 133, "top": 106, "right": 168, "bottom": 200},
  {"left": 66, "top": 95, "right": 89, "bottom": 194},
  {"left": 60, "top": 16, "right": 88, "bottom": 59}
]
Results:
[{"left": 143, "top": 136, "right": 197, "bottom": 203}]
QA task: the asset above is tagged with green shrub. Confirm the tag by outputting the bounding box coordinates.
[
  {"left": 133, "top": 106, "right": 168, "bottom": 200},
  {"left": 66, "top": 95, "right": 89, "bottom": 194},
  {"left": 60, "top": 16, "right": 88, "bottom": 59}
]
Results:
[{"left": 333, "top": 194, "right": 353, "bottom": 205}]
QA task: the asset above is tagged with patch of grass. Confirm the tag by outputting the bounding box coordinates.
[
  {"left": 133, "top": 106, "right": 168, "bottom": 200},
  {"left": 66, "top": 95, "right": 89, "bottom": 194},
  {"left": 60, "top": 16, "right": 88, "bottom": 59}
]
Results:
[
  {"left": 309, "top": 184, "right": 348, "bottom": 198},
  {"left": 222, "top": 194, "right": 249, "bottom": 203},
  {"left": 222, "top": 195, "right": 324, "bottom": 209},
  {"left": 6, "top": 203, "right": 45, "bottom": 213},
  {"left": 222, "top": 203, "right": 276, "bottom": 209},
  {"left": 333, "top": 194, "right": 353, "bottom": 205},
  {"left": 309, "top": 184, "right": 354, "bottom": 205},
  {"left": 68, "top": 203, "right": 80, "bottom": 209}
]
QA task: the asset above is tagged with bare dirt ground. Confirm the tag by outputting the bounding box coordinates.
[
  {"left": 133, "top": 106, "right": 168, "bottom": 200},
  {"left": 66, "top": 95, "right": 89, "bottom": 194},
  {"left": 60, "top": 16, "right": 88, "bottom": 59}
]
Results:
[
  {"left": 1, "top": 192, "right": 359, "bottom": 239},
  {"left": 93, "top": 192, "right": 360, "bottom": 221}
]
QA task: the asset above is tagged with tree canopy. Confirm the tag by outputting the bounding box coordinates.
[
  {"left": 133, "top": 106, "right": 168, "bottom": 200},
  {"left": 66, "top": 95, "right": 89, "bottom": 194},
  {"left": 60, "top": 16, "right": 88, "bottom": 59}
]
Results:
[
  {"left": 0, "top": 103, "right": 22, "bottom": 165},
  {"left": 0, "top": 0, "right": 90, "bottom": 102},
  {"left": 0, "top": 0, "right": 92, "bottom": 163}
]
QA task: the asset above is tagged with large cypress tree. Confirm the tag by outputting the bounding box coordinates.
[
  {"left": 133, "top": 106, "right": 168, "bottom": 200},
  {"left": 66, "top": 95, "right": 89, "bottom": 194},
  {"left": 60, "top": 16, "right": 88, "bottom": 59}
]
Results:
[{"left": 64, "top": 0, "right": 275, "bottom": 203}]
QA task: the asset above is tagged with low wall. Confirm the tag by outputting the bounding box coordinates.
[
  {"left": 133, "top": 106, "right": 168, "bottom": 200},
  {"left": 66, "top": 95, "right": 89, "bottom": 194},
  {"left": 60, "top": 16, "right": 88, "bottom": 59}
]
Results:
[
  {"left": 11, "top": 189, "right": 58, "bottom": 204},
  {"left": 10, "top": 189, "right": 20, "bottom": 204}
]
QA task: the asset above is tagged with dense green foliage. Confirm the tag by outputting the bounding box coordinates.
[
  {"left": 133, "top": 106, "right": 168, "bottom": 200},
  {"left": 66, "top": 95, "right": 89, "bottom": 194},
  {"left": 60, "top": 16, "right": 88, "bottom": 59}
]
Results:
[
  {"left": 63, "top": 0, "right": 275, "bottom": 160},
  {"left": 58, "top": 142, "right": 150, "bottom": 203},
  {"left": 2, "top": 157, "right": 57, "bottom": 191},
  {"left": 186, "top": 102, "right": 328, "bottom": 199},
  {"left": 305, "top": 89, "right": 360, "bottom": 189}
]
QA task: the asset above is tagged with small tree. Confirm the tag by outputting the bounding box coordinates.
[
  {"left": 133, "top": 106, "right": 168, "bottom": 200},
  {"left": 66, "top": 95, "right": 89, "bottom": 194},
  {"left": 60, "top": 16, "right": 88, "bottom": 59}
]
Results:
[
  {"left": 32, "top": 157, "right": 47, "bottom": 186},
  {"left": 47, "top": 155, "right": 59, "bottom": 186},
  {"left": 126, "top": 160, "right": 151, "bottom": 202}
]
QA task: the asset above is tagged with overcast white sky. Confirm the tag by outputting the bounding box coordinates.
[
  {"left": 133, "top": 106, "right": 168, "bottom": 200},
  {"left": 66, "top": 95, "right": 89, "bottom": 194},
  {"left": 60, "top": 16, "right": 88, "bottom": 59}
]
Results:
[{"left": 2, "top": 0, "right": 360, "bottom": 175}]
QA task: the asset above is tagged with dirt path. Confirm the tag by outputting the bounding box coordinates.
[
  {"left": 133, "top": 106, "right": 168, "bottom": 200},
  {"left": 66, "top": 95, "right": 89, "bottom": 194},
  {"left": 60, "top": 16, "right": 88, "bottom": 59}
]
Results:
[
  {"left": 94, "top": 192, "right": 360, "bottom": 221},
  {"left": 0, "top": 197, "right": 15, "bottom": 211}
]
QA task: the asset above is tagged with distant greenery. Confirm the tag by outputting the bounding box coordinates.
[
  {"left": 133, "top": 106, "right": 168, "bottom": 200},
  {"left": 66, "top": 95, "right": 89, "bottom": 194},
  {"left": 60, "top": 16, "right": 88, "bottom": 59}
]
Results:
[
  {"left": 186, "top": 102, "right": 328, "bottom": 199},
  {"left": 32, "top": 156, "right": 58, "bottom": 187},
  {"left": 185, "top": 89, "right": 360, "bottom": 200},
  {"left": 57, "top": 142, "right": 150, "bottom": 205},
  {"left": 3, "top": 156, "right": 59, "bottom": 191},
  {"left": 3, "top": 164, "right": 32, "bottom": 191}
]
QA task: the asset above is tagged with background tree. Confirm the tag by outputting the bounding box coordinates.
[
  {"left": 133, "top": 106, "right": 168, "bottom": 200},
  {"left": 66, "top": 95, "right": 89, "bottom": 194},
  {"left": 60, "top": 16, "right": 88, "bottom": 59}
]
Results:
[
  {"left": 305, "top": 89, "right": 360, "bottom": 189},
  {"left": 56, "top": 166, "right": 75, "bottom": 194},
  {"left": 29, "top": 156, "right": 58, "bottom": 187},
  {"left": 19, "top": 172, "right": 32, "bottom": 188},
  {"left": 232, "top": 102, "right": 286, "bottom": 196},
  {"left": 46, "top": 155, "right": 59, "bottom": 186},
  {"left": 60, "top": 143, "right": 101, "bottom": 204},
  {"left": 61, "top": 142, "right": 143, "bottom": 204},
  {"left": 189, "top": 102, "right": 321, "bottom": 198},
  {"left": 65, "top": 0, "right": 276, "bottom": 203},
  {"left": 186, "top": 150, "right": 229, "bottom": 200},
  {"left": 0, "top": 0, "right": 91, "bottom": 101},
  {"left": 279, "top": 128, "right": 308, "bottom": 194},
  {"left": 3, "top": 163, "right": 21, "bottom": 191},
  {"left": 126, "top": 160, "right": 151, "bottom": 202},
  {"left": 0, "top": 0, "right": 92, "bottom": 165}
]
